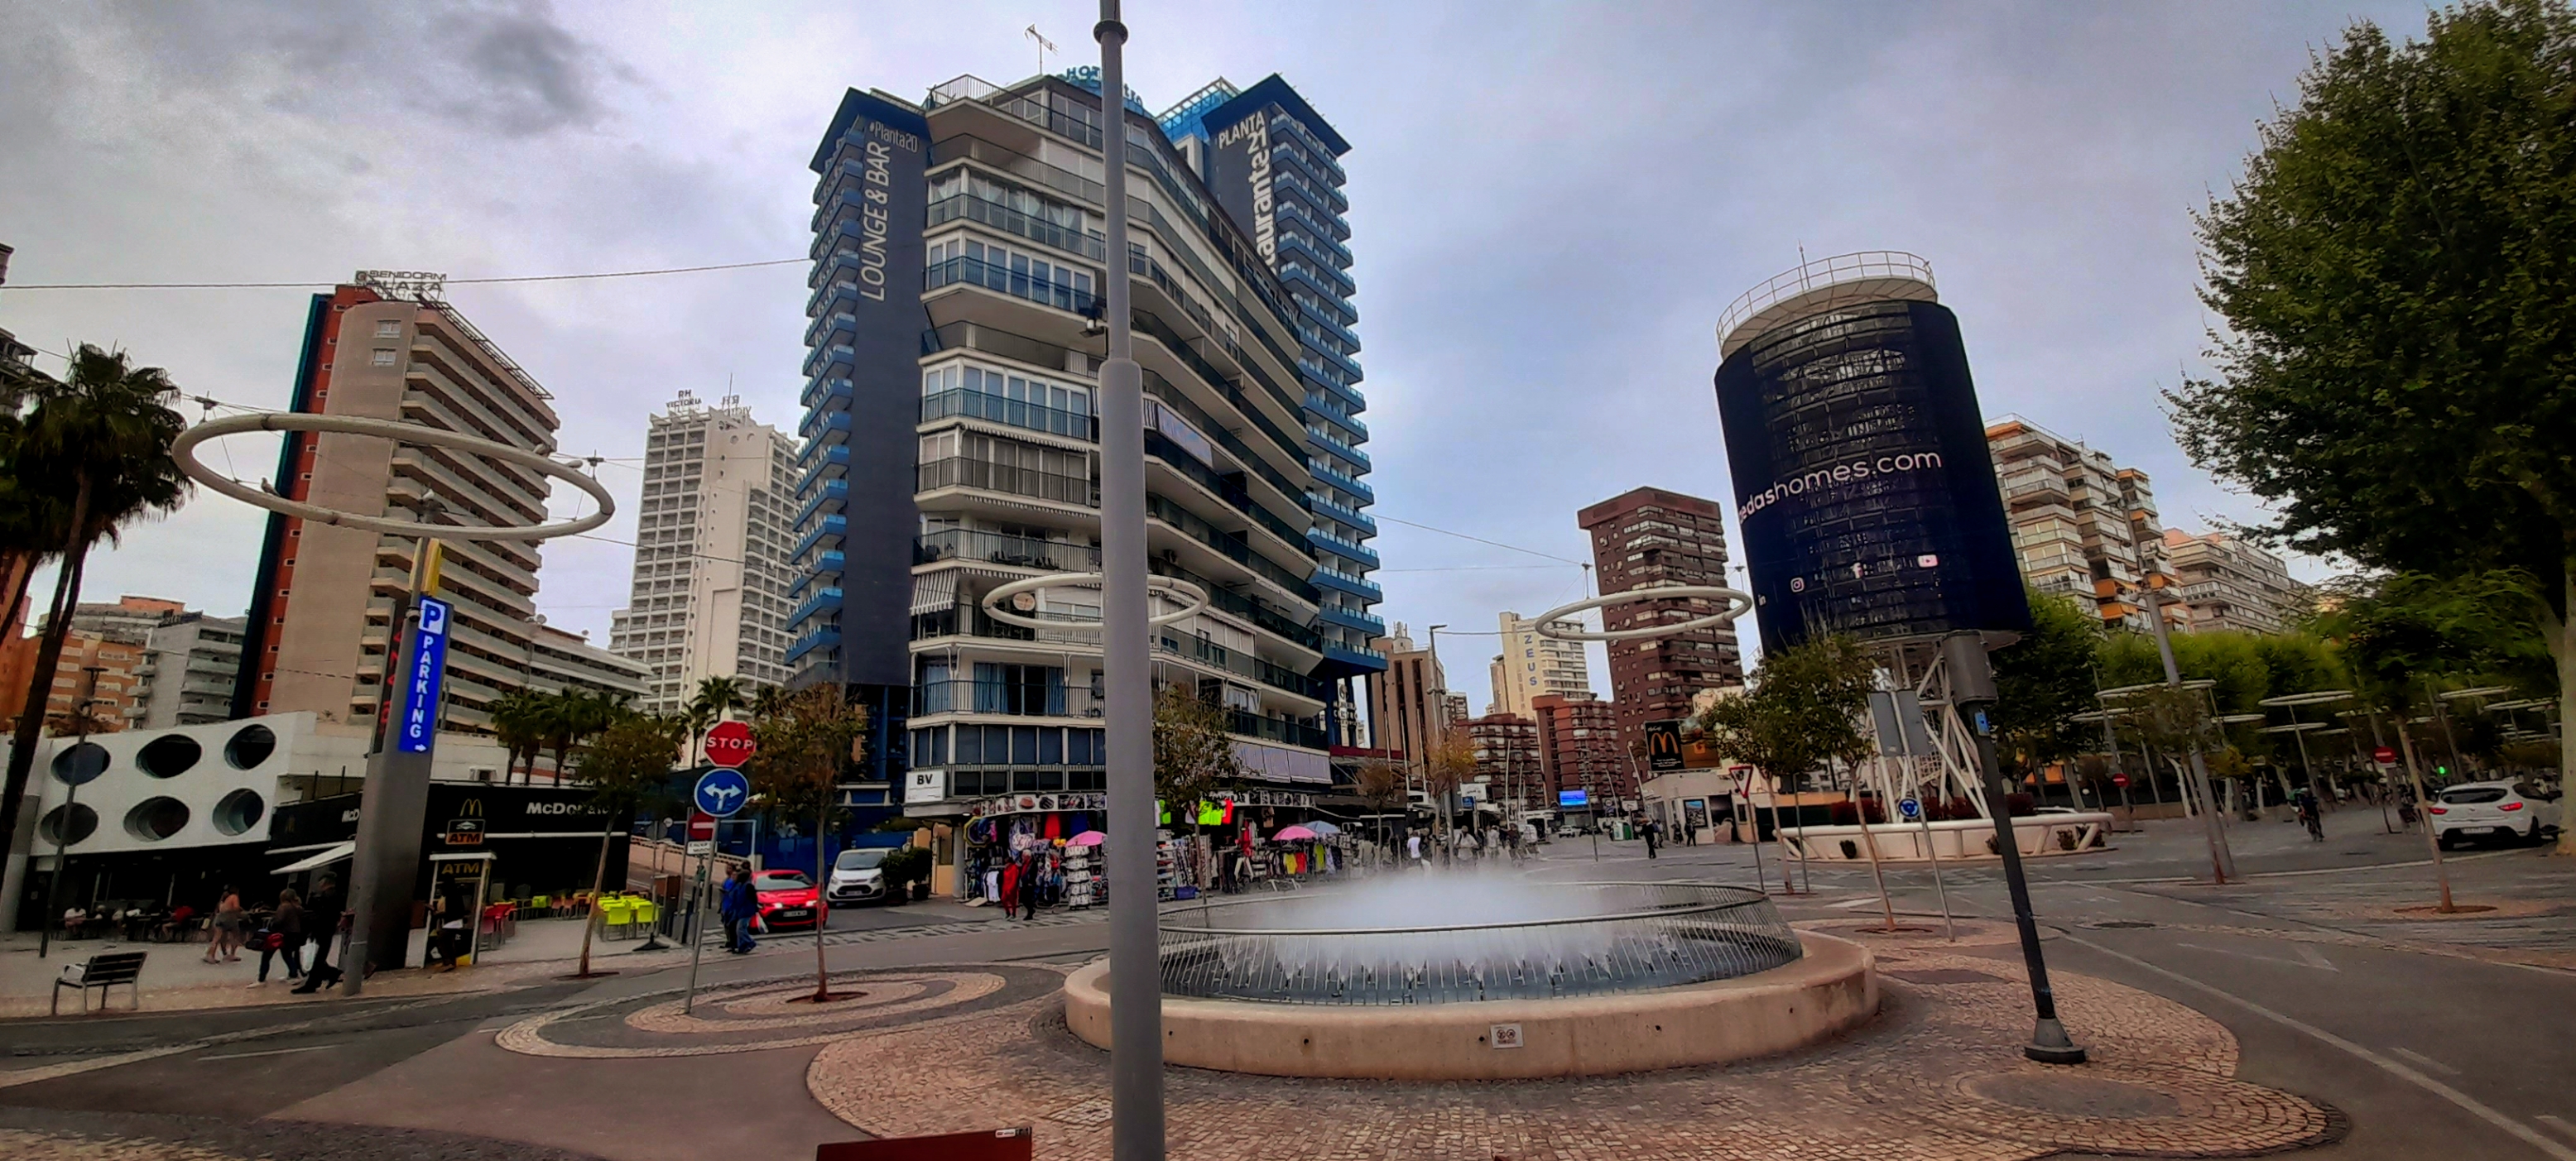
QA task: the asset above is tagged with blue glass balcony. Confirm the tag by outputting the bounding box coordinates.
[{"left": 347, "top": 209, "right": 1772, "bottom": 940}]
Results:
[
  {"left": 798, "top": 409, "right": 852, "bottom": 444},
  {"left": 793, "top": 477, "right": 848, "bottom": 528},
  {"left": 805, "top": 278, "right": 857, "bottom": 319},
  {"left": 791, "top": 514, "right": 845, "bottom": 562},
  {"left": 1318, "top": 604, "right": 1387, "bottom": 637},
  {"left": 1306, "top": 428, "right": 1371, "bottom": 474},
  {"left": 1307, "top": 492, "right": 1377, "bottom": 538},
  {"left": 1323, "top": 640, "right": 1391, "bottom": 673},
  {"left": 811, "top": 549, "right": 844, "bottom": 578},
  {"left": 802, "top": 310, "right": 855, "bottom": 349},
  {"left": 801, "top": 377, "right": 852, "bottom": 410},
  {"left": 786, "top": 626, "right": 840, "bottom": 665},
  {"left": 786, "top": 587, "right": 842, "bottom": 634},
  {"left": 796, "top": 442, "right": 850, "bottom": 480},
  {"left": 1312, "top": 566, "right": 1383, "bottom": 603},
  {"left": 1309, "top": 462, "right": 1375, "bottom": 506},
  {"left": 801, "top": 343, "right": 853, "bottom": 378},
  {"left": 1308, "top": 529, "right": 1380, "bottom": 570}
]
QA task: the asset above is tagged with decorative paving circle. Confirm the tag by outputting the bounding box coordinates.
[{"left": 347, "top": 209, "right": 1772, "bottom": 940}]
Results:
[
  {"left": 809, "top": 951, "right": 2341, "bottom": 1160},
  {"left": 496, "top": 964, "right": 1064, "bottom": 1059}
]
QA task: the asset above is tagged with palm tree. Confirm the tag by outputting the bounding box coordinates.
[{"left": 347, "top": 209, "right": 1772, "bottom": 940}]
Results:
[
  {"left": 747, "top": 683, "right": 791, "bottom": 723},
  {"left": 685, "top": 675, "right": 747, "bottom": 765},
  {"left": 542, "top": 688, "right": 627, "bottom": 782},
  {"left": 488, "top": 689, "right": 547, "bottom": 785},
  {"left": 0, "top": 345, "right": 189, "bottom": 870}
]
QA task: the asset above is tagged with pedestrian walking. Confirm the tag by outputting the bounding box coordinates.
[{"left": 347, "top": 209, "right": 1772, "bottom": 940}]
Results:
[
  {"left": 2295, "top": 787, "right": 2324, "bottom": 842},
  {"left": 257, "top": 889, "right": 305, "bottom": 985},
  {"left": 1641, "top": 818, "right": 1660, "bottom": 860},
  {"left": 292, "top": 874, "right": 344, "bottom": 993},
  {"left": 206, "top": 886, "right": 245, "bottom": 963},
  {"left": 718, "top": 865, "right": 758, "bottom": 953}
]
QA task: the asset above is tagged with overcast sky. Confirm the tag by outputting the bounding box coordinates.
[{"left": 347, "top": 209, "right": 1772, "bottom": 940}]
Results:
[{"left": 0, "top": 0, "right": 2436, "bottom": 714}]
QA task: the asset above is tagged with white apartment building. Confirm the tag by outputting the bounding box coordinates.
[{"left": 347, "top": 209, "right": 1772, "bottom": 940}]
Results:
[
  {"left": 609, "top": 391, "right": 800, "bottom": 712},
  {"left": 2162, "top": 530, "right": 2309, "bottom": 635},
  {"left": 1985, "top": 415, "right": 2174, "bottom": 631},
  {"left": 132, "top": 612, "right": 247, "bottom": 728},
  {"left": 1487, "top": 611, "right": 1591, "bottom": 721}
]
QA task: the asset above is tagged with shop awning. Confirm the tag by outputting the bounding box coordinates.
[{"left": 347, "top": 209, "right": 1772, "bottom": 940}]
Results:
[{"left": 272, "top": 841, "right": 355, "bottom": 875}]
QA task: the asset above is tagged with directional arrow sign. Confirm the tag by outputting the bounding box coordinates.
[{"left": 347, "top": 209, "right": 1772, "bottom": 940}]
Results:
[
  {"left": 694, "top": 767, "right": 752, "bottom": 818},
  {"left": 1896, "top": 796, "right": 1921, "bottom": 821}
]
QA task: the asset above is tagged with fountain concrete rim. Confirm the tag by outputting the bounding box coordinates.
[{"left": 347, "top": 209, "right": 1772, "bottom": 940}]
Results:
[{"left": 1069, "top": 930, "right": 1880, "bottom": 1080}]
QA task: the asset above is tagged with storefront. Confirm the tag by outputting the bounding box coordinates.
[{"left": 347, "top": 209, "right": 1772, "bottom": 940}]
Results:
[{"left": 267, "top": 784, "right": 627, "bottom": 965}]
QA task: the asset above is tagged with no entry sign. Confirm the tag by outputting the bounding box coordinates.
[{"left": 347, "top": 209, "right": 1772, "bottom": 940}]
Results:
[
  {"left": 2112, "top": 774, "right": 2129, "bottom": 789},
  {"left": 705, "top": 720, "right": 757, "bottom": 767},
  {"left": 2372, "top": 746, "right": 2398, "bottom": 765}
]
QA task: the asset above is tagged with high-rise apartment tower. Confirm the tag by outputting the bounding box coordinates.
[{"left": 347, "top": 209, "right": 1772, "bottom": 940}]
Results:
[
  {"left": 1577, "top": 487, "right": 1745, "bottom": 760},
  {"left": 788, "top": 73, "right": 1383, "bottom": 812},
  {"left": 609, "top": 392, "right": 799, "bottom": 712},
  {"left": 1487, "top": 610, "right": 1589, "bottom": 720},
  {"left": 234, "top": 276, "right": 647, "bottom": 732}
]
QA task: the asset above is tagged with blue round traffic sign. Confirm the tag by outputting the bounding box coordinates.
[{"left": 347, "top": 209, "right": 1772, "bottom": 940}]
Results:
[
  {"left": 1897, "top": 796, "right": 1922, "bottom": 820},
  {"left": 693, "top": 767, "right": 751, "bottom": 818}
]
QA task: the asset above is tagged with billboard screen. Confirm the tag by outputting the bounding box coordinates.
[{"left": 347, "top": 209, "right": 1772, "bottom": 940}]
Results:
[
  {"left": 1713, "top": 300, "right": 2030, "bottom": 650},
  {"left": 1557, "top": 789, "right": 1590, "bottom": 808}
]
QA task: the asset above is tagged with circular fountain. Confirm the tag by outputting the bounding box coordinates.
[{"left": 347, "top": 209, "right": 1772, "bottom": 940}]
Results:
[{"left": 1064, "top": 880, "right": 1877, "bottom": 1080}]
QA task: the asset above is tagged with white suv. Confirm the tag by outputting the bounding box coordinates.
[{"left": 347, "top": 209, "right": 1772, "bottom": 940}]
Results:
[{"left": 2429, "top": 780, "right": 2563, "bottom": 848}]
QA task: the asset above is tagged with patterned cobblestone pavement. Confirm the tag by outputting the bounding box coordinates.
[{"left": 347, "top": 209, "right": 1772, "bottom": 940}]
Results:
[
  {"left": 493, "top": 963, "right": 1067, "bottom": 1059},
  {"left": 800, "top": 933, "right": 2342, "bottom": 1160}
]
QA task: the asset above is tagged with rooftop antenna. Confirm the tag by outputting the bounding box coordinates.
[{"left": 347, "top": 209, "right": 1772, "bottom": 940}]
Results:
[{"left": 1026, "top": 25, "right": 1057, "bottom": 75}]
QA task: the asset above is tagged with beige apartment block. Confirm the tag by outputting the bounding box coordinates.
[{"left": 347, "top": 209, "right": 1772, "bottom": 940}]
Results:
[
  {"left": 1984, "top": 415, "right": 2179, "bottom": 632},
  {"left": 243, "top": 278, "right": 645, "bottom": 737},
  {"left": 1488, "top": 610, "right": 1591, "bottom": 721},
  {"left": 609, "top": 392, "right": 800, "bottom": 712},
  {"left": 2162, "top": 529, "right": 2310, "bottom": 634},
  {"left": 1369, "top": 622, "right": 1448, "bottom": 770}
]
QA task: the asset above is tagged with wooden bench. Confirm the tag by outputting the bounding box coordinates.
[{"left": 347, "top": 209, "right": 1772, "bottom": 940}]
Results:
[{"left": 53, "top": 951, "right": 147, "bottom": 1015}]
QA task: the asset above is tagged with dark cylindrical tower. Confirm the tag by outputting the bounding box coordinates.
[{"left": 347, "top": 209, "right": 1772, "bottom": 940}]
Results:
[{"left": 1712, "top": 252, "right": 2029, "bottom": 650}]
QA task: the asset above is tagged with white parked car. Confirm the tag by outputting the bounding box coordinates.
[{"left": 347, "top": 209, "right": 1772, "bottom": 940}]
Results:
[
  {"left": 826, "top": 847, "right": 891, "bottom": 904},
  {"left": 2429, "top": 780, "right": 2562, "bottom": 847}
]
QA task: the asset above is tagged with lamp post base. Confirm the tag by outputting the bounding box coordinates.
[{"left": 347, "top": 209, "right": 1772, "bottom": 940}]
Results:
[{"left": 2025, "top": 1016, "right": 2088, "bottom": 1065}]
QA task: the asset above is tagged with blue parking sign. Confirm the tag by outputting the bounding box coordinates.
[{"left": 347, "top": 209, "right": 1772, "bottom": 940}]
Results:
[{"left": 694, "top": 767, "right": 751, "bottom": 818}]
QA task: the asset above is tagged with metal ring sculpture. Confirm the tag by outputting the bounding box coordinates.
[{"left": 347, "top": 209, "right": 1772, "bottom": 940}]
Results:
[
  {"left": 171, "top": 413, "right": 615, "bottom": 542},
  {"left": 1530, "top": 585, "right": 1752, "bottom": 643},
  {"left": 979, "top": 572, "right": 1209, "bottom": 631}
]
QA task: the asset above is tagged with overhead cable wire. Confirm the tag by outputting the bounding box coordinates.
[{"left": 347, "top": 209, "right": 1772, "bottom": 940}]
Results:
[
  {"left": 1372, "top": 513, "right": 1586, "bottom": 565},
  {"left": 0, "top": 257, "right": 806, "bottom": 292}
]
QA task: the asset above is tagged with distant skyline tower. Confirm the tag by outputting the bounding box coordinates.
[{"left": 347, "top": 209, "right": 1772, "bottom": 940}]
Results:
[
  {"left": 608, "top": 391, "right": 799, "bottom": 713},
  {"left": 1577, "top": 486, "right": 1745, "bottom": 760}
]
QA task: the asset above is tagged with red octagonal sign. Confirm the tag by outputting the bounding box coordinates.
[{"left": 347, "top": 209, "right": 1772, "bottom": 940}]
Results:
[{"left": 705, "top": 720, "right": 757, "bottom": 767}]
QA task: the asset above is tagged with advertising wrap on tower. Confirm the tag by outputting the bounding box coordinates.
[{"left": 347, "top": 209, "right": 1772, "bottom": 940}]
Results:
[
  {"left": 811, "top": 89, "right": 929, "bottom": 687},
  {"left": 1713, "top": 300, "right": 2029, "bottom": 650},
  {"left": 1206, "top": 108, "right": 1277, "bottom": 262}
]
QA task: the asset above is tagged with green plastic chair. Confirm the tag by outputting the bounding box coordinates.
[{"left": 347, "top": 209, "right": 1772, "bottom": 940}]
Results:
[{"left": 599, "top": 899, "right": 634, "bottom": 938}]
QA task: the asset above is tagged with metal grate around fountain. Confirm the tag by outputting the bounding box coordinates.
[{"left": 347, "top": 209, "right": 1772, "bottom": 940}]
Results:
[{"left": 1157, "top": 882, "right": 1802, "bottom": 1005}]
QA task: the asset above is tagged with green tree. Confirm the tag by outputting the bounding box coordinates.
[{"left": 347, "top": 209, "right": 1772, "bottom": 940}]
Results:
[
  {"left": 747, "top": 685, "right": 866, "bottom": 1001},
  {"left": 2168, "top": 0, "right": 2576, "bottom": 852},
  {"left": 1152, "top": 682, "right": 1245, "bottom": 827},
  {"left": 1991, "top": 588, "right": 2104, "bottom": 777},
  {"left": 1698, "top": 636, "right": 1878, "bottom": 803},
  {"left": 569, "top": 711, "right": 685, "bottom": 978},
  {"left": 2311, "top": 571, "right": 2541, "bottom": 904},
  {"left": 0, "top": 345, "right": 190, "bottom": 871}
]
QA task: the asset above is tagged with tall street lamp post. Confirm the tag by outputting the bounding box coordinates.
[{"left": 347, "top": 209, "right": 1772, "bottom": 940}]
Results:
[
  {"left": 1093, "top": 3, "right": 1164, "bottom": 1158},
  {"left": 1944, "top": 632, "right": 2085, "bottom": 1065},
  {"left": 2143, "top": 578, "right": 2237, "bottom": 882}
]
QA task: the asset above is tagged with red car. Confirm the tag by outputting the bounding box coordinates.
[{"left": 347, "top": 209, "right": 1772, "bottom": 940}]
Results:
[{"left": 753, "top": 871, "right": 823, "bottom": 931}]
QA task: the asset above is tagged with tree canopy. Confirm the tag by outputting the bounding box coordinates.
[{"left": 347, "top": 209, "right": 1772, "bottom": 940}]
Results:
[
  {"left": 1990, "top": 588, "right": 2104, "bottom": 775},
  {"left": 2169, "top": 0, "right": 2576, "bottom": 826},
  {"left": 1698, "top": 636, "right": 1877, "bottom": 787}
]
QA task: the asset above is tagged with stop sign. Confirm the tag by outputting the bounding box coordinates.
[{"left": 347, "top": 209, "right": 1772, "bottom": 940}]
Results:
[
  {"left": 2372, "top": 745, "right": 2398, "bottom": 765},
  {"left": 705, "top": 720, "right": 757, "bottom": 766}
]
